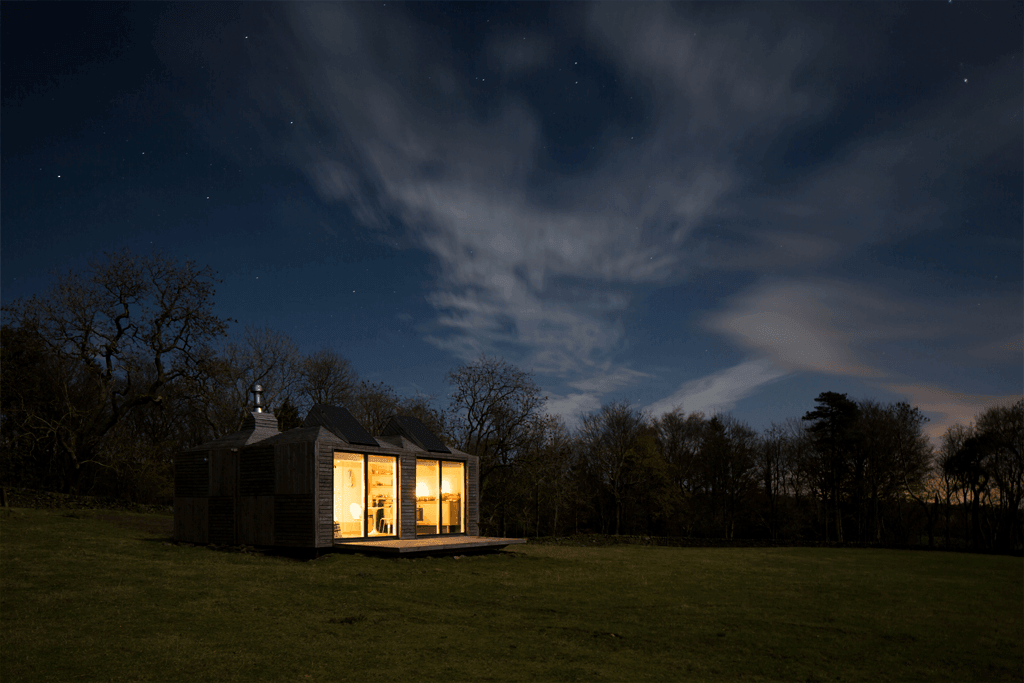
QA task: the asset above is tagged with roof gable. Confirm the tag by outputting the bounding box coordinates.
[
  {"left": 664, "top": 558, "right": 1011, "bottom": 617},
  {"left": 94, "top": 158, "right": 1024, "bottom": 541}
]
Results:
[
  {"left": 382, "top": 414, "right": 451, "bottom": 453},
  {"left": 303, "top": 404, "right": 379, "bottom": 447}
]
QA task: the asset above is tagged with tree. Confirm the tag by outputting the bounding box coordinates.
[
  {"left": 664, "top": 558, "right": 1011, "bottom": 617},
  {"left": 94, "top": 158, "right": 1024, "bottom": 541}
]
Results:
[
  {"left": 1, "top": 250, "right": 230, "bottom": 494},
  {"left": 577, "top": 400, "right": 653, "bottom": 535},
  {"left": 654, "top": 409, "right": 706, "bottom": 536},
  {"left": 976, "top": 399, "right": 1024, "bottom": 550},
  {"left": 945, "top": 400, "right": 1024, "bottom": 551},
  {"left": 758, "top": 421, "right": 795, "bottom": 540},
  {"left": 446, "top": 355, "right": 547, "bottom": 536},
  {"left": 275, "top": 397, "right": 302, "bottom": 432},
  {"left": 937, "top": 423, "right": 974, "bottom": 548},
  {"left": 802, "top": 392, "right": 862, "bottom": 542},
  {"left": 346, "top": 380, "right": 402, "bottom": 435},
  {"left": 297, "top": 348, "right": 358, "bottom": 413}
]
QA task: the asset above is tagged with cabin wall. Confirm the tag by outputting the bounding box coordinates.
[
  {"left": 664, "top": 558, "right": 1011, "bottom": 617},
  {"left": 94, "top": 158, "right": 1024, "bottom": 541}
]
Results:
[
  {"left": 400, "top": 453, "right": 417, "bottom": 538},
  {"left": 315, "top": 440, "right": 334, "bottom": 548},
  {"left": 467, "top": 455, "right": 480, "bottom": 535},
  {"left": 173, "top": 496, "right": 208, "bottom": 544},
  {"left": 238, "top": 495, "right": 273, "bottom": 545},
  {"left": 179, "top": 434, "right": 484, "bottom": 548},
  {"left": 272, "top": 442, "right": 315, "bottom": 547}
]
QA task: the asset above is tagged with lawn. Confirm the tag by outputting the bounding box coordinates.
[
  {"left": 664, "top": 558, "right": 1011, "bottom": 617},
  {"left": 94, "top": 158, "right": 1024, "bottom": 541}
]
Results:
[{"left": 1, "top": 507, "right": 1020, "bottom": 682}]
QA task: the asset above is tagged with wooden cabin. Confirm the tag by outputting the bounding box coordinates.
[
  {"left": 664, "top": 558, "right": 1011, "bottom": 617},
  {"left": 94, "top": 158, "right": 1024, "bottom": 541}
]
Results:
[{"left": 173, "top": 389, "right": 516, "bottom": 553}]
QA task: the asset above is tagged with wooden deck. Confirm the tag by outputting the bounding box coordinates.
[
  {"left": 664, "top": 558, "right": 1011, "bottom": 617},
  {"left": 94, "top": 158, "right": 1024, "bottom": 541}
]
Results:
[{"left": 334, "top": 535, "right": 526, "bottom": 555}]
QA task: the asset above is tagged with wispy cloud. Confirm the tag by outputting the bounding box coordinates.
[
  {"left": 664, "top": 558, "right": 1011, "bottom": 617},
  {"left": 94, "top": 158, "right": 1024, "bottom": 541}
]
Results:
[
  {"left": 882, "top": 382, "right": 1022, "bottom": 442},
  {"left": 178, "top": 3, "right": 1018, "bottom": 428},
  {"left": 237, "top": 3, "right": 836, "bottom": 385},
  {"left": 645, "top": 358, "right": 788, "bottom": 419}
]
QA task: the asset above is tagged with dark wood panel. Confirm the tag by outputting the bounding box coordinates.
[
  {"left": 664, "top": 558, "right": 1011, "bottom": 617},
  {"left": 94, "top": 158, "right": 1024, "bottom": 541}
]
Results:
[
  {"left": 274, "top": 494, "right": 314, "bottom": 547},
  {"left": 400, "top": 453, "right": 416, "bottom": 538},
  {"left": 238, "top": 495, "right": 273, "bottom": 546},
  {"left": 173, "top": 497, "right": 208, "bottom": 544},
  {"left": 209, "top": 449, "right": 237, "bottom": 496},
  {"left": 208, "top": 496, "right": 235, "bottom": 545},
  {"left": 240, "top": 446, "right": 274, "bottom": 496},
  {"left": 467, "top": 455, "right": 479, "bottom": 535},
  {"left": 275, "top": 442, "right": 312, "bottom": 494},
  {"left": 175, "top": 453, "right": 209, "bottom": 498},
  {"left": 315, "top": 441, "right": 334, "bottom": 547}
]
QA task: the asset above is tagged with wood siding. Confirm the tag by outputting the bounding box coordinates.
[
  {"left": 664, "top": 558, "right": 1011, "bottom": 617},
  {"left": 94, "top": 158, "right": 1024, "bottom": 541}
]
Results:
[
  {"left": 315, "top": 441, "right": 334, "bottom": 547},
  {"left": 240, "top": 445, "right": 274, "bottom": 496},
  {"left": 238, "top": 495, "right": 274, "bottom": 546},
  {"left": 208, "top": 496, "right": 235, "bottom": 544},
  {"left": 209, "top": 449, "right": 237, "bottom": 496},
  {"left": 175, "top": 453, "right": 209, "bottom": 497},
  {"left": 274, "top": 494, "right": 315, "bottom": 546},
  {"left": 467, "top": 455, "right": 479, "bottom": 535},
  {"left": 173, "top": 497, "right": 208, "bottom": 544},
  {"left": 400, "top": 454, "right": 417, "bottom": 538},
  {"left": 276, "top": 442, "right": 313, "bottom": 494}
]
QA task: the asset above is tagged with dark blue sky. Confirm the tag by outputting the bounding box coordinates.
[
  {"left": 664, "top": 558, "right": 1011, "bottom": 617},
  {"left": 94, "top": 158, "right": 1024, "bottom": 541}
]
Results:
[{"left": 3, "top": 2, "right": 1021, "bottom": 441}]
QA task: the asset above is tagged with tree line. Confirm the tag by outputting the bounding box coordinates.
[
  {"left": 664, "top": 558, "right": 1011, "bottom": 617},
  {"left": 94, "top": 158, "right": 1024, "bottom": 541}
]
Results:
[{"left": 2, "top": 251, "right": 1021, "bottom": 552}]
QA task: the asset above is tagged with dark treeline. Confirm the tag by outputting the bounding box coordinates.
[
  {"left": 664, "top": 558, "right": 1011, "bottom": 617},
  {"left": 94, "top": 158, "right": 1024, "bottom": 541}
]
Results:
[{"left": 2, "top": 251, "right": 1022, "bottom": 553}]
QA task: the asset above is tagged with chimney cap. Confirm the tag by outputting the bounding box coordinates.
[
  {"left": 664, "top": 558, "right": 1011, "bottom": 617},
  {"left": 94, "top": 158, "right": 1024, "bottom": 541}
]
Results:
[{"left": 250, "top": 384, "right": 265, "bottom": 413}]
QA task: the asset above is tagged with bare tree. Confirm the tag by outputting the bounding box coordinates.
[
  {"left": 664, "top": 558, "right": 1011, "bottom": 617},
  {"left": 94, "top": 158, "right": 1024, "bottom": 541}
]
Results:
[
  {"left": 938, "top": 422, "right": 974, "bottom": 547},
  {"left": 346, "top": 380, "right": 401, "bottom": 435},
  {"left": 577, "top": 400, "right": 652, "bottom": 536},
  {"left": 447, "top": 355, "right": 547, "bottom": 479},
  {"left": 297, "top": 348, "right": 358, "bottom": 413},
  {"left": 654, "top": 408, "right": 705, "bottom": 536},
  {"left": 1, "top": 250, "right": 229, "bottom": 493},
  {"left": 446, "top": 355, "right": 547, "bottom": 535},
  {"left": 205, "top": 325, "right": 303, "bottom": 434},
  {"left": 974, "top": 399, "right": 1024, "bottom": 550}
]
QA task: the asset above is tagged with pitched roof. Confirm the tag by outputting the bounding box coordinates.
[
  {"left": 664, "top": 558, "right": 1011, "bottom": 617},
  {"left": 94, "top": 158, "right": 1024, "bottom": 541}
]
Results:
[
  {"left": 302, "top": 404, "right": 379, "bottom": 447},
  {"left": 382, "top": 414, "right": 451, "bottom": 453}
]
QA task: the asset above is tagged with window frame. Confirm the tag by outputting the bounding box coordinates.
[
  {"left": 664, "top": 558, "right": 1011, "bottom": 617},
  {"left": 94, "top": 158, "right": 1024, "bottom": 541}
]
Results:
[
  {"left": 415, "top": 457, "right": 467, "bottom": 537},
  {"left": 333, "top": 451, "right": 399, "bottom": 540}
]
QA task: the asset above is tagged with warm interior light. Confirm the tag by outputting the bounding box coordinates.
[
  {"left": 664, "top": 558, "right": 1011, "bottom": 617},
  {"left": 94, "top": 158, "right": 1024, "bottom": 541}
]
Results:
[
  {"left": 441, "top": 480, "right": 452, "bottom": 494},
  {"left": 416, "top": 482, "right": 430, "bottom": 498},
  {"left": 349, "top": 502, "right": 362, "bottom": 520}
]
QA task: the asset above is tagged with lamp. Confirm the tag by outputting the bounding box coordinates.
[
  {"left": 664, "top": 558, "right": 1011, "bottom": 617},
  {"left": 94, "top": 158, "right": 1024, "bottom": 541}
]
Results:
[
  {"left": 441, "top": 480, "right": 452, "bottom": 494},
  {"left": 416, "top": 482, "right": 430, "bottom": 498},
  {"left": 349, "top": 502, "right": 362, "bottom": 520}
]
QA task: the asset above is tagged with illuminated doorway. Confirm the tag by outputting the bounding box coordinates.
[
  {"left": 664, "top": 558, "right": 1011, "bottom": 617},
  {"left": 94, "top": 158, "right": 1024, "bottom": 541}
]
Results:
[
  {"left": 416, "top": 459, "right": 464, "bottom": 535},
  {"left": 333, "top": 453, "right": 364, "bottom": 538}
]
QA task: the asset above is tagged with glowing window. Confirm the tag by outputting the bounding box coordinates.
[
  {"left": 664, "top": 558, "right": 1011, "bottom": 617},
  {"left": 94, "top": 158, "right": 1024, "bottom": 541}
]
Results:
[
  {"left": 334, "top": 452, "right": 398, "bottom": 539},
  {"left": 416, "top": 459, "right": 464, "bottom": 535},
  {"left": 333, "top": 453, "right": 364, "bottom": 539}
]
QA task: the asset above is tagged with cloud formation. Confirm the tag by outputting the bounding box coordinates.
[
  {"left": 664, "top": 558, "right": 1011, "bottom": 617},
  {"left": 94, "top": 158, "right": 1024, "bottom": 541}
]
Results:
[
  {"left": 171, "top": 3, "right": 1019, "bottom": 432},
  {"left": 645, "top": 359, "right": 788, "bottom": 419}
]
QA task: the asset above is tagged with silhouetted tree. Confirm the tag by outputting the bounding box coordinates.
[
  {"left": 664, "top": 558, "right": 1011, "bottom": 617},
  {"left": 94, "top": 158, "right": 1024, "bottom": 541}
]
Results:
[
  {"left": 275, "top": 397, "right": 302, "bottom": 432},
  {"left": 1, "top": 250, "right": 229, "bottom": 494},
  {"left": 802, "top": 392, "right": 862, "bottom": 542},
  {"left": 297, "top": 348, "right": 358, "bottom": 414},
  {"left": 447, "top": 355, "right": 547, "bottom": 536}
]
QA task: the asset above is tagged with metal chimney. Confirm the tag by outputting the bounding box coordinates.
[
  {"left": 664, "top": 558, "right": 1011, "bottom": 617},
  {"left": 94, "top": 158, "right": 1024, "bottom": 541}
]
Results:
[{"left": 251, "top": 384, "right": 264, "bottom": 413}]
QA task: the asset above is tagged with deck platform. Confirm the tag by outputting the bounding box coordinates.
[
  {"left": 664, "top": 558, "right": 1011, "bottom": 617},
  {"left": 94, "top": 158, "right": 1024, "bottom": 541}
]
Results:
[{"left": 334, "top": 536, "right": 526, "bottom": 555}]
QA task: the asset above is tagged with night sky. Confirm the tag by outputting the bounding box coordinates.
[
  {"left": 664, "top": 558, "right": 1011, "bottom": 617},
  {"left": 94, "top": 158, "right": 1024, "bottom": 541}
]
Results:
[{"left": 2, "top": 2, "right": 1021, "bottom": 442}]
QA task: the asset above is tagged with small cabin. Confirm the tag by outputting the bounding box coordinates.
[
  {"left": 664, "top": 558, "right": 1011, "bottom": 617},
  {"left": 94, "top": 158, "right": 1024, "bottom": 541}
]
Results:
[{"left": 173, "top": 389, "right": 520, "bottom": 553}]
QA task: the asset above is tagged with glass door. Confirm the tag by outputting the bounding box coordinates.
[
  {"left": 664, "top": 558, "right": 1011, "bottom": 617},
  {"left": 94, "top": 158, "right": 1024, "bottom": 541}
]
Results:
[
  {"left": 367, "top": 455, "right": 397, "bottom": 536},
  {"left": 333, "top": 453, "right": 364, "bottom": 539},
  {"left": 416, "top": 459, "right": 439, "bottom": 535},
  {"left": 441, "top": 461, "right": 464, "bottom": 534}
]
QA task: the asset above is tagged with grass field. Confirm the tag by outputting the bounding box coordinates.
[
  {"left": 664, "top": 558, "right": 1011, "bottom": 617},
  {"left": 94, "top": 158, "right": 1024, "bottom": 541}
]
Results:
[{"left": 1, "top": 508, "right": 1020, "bottom": 682}]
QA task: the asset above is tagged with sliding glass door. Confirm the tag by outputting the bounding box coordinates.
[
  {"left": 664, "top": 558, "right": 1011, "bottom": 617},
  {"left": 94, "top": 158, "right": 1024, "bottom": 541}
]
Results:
[
  {"left": 333, "top": 452, "right": 397, "bottom": 539},
  {"left": 416, "top": 459, "right": 464, "bottom": 535}
]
